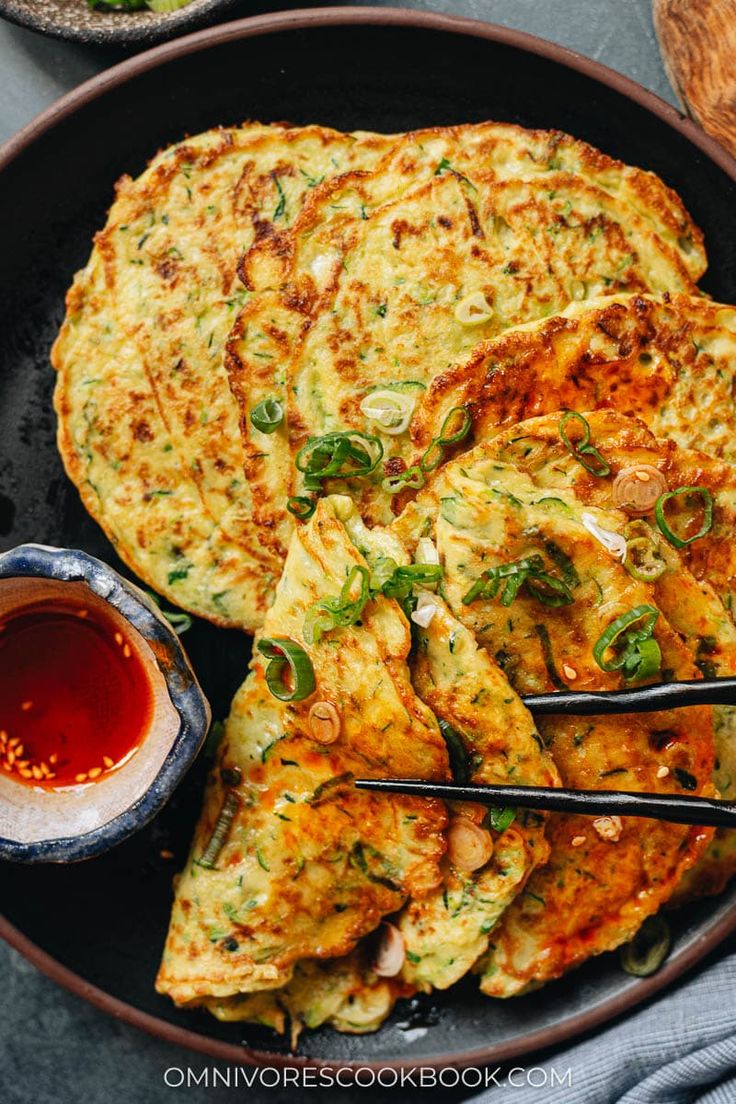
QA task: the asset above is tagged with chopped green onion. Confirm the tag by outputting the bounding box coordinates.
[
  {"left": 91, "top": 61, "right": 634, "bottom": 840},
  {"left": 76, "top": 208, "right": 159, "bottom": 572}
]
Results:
[
  {"left": 654, "top": 486, "right": 713, "bottom": 549},
  {"left": 593, "top": 605, "right": 661, "bottom": 682},
  {"left": 438, "top": 405, "right": 472, "bottom": 445},
  {"left": 250, "top": 398, "right": 284, "bottom": 434},
  {"left": 624, "top": 528, "right": 666, "bottom": 582},
  {"left": 369, "top": 556, "right": 399, "bottom": 592},
  {"left": 420, "top": 405, "right": 472, "bottom": 473},
  {"left": 559, "top": 411, "right": 611, "bottom": 477},
  {"left": 382, "top": 465, "right": 426, "bottom": 494},
  {"left": 197, "top": 792, "right": 240, "bottom": 869},
  {"left": 296, "top": 431, "right": 383, "bottom": 487},
  {"left": 485, "top": 806, "right": 516, "bottom": 832},
  {"left": 303, "top": 566, "right": 370, "bottom": 645},
  {"left": 258, "top": 637, "right": 316, "bottom": 701},
  {"left": 287, "top": 495, "right": 316, "bottom": 520},
  {"left": 462, "top": 555, "right": 575, "bottom": 608},
  {"left": 619, "top": 915, "right": 671, "bottom": 977},
  {"left": 382, "top": 563, "right": 444, "bottom": 601}
]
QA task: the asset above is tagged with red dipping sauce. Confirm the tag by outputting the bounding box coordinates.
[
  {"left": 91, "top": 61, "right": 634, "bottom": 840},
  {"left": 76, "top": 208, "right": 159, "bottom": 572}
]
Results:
[{"left": 0, "top": 600, "right": 153, "bottom": 788}]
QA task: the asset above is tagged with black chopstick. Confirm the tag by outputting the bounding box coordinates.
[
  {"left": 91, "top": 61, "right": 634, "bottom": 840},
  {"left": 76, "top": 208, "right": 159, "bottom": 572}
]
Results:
[
  {"left": 353, "top": 779, "right": 736, "bottom": 828},
  {"left": 521, "top": 677, "right": 736, "bottom": 715}
]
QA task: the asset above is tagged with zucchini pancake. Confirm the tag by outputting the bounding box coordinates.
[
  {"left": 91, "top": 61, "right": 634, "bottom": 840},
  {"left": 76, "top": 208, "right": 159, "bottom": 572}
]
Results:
[
  {"left": 227, "top": 122, "right": 704, "bottom": 551},
  {"left": 53, "top": 123, "right": 395, "bottom": 630},
  {"left": 50, "top": 116, "right": 736, "bottom": 1044}
]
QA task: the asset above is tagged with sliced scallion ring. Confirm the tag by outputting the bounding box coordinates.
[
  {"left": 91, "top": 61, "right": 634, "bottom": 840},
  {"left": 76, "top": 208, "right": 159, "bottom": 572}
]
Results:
[
  {"left": 559, "top": 411, "right": 611, "bottom": 477},
  {"left": 258, "top": 637, "right": 316, "bottom": 701},
  {"left": 593, "top": 604, "right": 661, "bottom": 681},
  {"left": 359, "top": 389, "right": 416, "bottom": 436},
  {"left": 296, "top": 431, "right": 384, "bottom": 484},
  {"left": 287, "top": 495, "right": 317, "bottom": 520},
  {"left": 420, "top": 405, "right": 472, "bottom": 473},
  {"left": 654, "top": 486, "right": 714, "bottom": 549},
  {"left": 438, "top": 406, "right": 473, "bottom": 446},
  {"left": 303, "top": 565, "right": 371, "bottom": 645},
  {"left": 619, "top": 915, "right": 671, "bottom": 977},
  {"left": 624, "top": 536, "right": 666, "bottom": 582},
  {"left": 250, "top": 397, "right": 284, "bottom": 434}
]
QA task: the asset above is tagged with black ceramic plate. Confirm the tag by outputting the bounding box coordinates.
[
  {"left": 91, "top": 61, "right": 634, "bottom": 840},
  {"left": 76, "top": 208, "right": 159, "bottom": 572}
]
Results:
[{"left": 2, "top": 6, "right": 736, "bottom": 1071}]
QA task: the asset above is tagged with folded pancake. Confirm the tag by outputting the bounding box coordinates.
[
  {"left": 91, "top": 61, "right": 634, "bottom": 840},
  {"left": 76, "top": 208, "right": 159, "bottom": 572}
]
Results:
[
  {"left": 414, "top": 293, "right": 736, "bottom": 464},
  {"left": 53, "top": 123, "right": 395, "bottom": 630},
  {"left": 480, "top": 409, "right": 736, "bottom": 903},
  {"left": 156, "top": 495, "right": 449, "bottom": 1004},
  {"left": 226, "top": 124, "right": 704, "bottom": 551},
  {"left": 197, "top": 506, "right": 559, "bottom": 1036},
  {"left": 392, "top": 429, "right": 715, "bottom": 995}
]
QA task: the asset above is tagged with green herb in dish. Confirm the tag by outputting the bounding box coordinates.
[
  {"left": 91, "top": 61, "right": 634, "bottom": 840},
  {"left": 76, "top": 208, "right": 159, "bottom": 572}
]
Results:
[
  {"left": 257, "top": 637, "right": 316, "bottom": 701},
  {"left": 250, "top": 398, "right": 284, "bottom": 434},
  {"left": 558, "top": 410, "right": 611, "bottom": 477},
  {"left": 593, "top": 605, "right": 661, "bottom": 682},
  {"left": 654, "top": 486, "right": 713, "bottom": 548},
  {"left": 303, "top": 566, "right": 371, "bottom": 644}
]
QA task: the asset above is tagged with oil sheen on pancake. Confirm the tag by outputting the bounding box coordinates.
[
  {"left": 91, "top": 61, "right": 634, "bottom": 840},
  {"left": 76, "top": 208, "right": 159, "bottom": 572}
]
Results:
[
  {"left": 477, "top": 409, "right": 736, "bottom": 906},
  {"left": 414, "top": 293, "right": 736, "bottom": 463},
  {"left": 226, "top": 123, "right": 704, "bottom": 554},
  {"left": 156, "top": 495, "right": 450, "bottom": 1005},
  {"left": 53, "top": 123, "right": 394, "bottom": 629},
  {"left": 392, "top": 424, "right": 715, "bottom": 995}
]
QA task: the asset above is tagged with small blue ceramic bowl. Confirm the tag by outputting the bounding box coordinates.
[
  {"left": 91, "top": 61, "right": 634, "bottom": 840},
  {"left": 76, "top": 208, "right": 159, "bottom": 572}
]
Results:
[{"left": 0, "top": 545, "right": 210, "bottom": 863}]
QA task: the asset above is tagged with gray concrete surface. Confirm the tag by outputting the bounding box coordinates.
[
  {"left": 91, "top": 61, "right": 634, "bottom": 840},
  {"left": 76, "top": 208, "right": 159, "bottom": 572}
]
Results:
[{"left": 0, "top": 2, "right": 678, "bottom": 1101}]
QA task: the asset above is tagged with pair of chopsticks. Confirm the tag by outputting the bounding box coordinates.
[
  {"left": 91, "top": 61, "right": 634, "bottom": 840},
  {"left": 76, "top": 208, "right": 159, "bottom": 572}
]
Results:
[{"left": 355, "top": 678, "right": 736, "bottom": 828}]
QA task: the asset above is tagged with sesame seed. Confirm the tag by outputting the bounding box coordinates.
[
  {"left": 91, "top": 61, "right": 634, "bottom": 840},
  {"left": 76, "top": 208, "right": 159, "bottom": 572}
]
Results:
[
  {"left": 563, "top": 664, "right": 577, "bottom": 680},
  {"left": 19, "top": 768, "right": 33, "bottom": 779},
  {"left": 160, "top": 849, "right": 175, "bottom": 860},
  {"left": 46, "top": 772, "right": 56, "bottom": 780},
  {"left": 657, "top": 765, "right": 670, "bottom": 779},
  {"left": 571, "top": 835, "right": 586, "bottom": 847},
  {"left": 2, "top": 763, "right": 10, "bottom": 772},
  {"left": 123, "top": 644, "right": 131, "bottom": 658},
  {"left": 15, "top": 760, "right": 29, "bottom": 770},
  {"left": 75, "top": 773, "right": 88, "bottom": 783},
  {"left": 635, "top": 470, "right": 651, "bottom": 482},
  {"left": 103, "top": 756, "right": 114, "bottom": 769},
  {"left": 8, "top": 738, "right": 18, "bottom": 749},
  {"left": 114, "top": 632, "right": 123, "bottom": 646},
  {"left": 31, "top": 766, "right": 42, "bottom": 780},
  {"left": 7, "top": 751, "right": 15, "bottom": 766},
  {"left": 77, "top": 609, "right": 89, "bottom": 618},
  {"left": 15, "top": 744, "right": 24, "bottom": 758},
  {"left": 49, "top": 753, "right": 58, "bottom": 764},
  {"left": 0, "top": 731, "right": 7, "bottom": 744},
  {"left": 20, "top": 701, "right": 32, "bottom": 712},
  {"left": 88, "top": 767, "right": 102, "bottom": 779}
]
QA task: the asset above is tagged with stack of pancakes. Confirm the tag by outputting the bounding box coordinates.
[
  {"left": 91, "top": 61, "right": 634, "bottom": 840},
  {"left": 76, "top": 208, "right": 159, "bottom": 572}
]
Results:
[{"left": 52, "top": 120, "right": 736, "bottom": 1039}]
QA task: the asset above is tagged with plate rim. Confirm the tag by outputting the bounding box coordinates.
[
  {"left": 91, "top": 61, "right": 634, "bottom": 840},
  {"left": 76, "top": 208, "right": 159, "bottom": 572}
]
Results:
[{"left": 2, "top": 2, "right": 736, "bottom": 1072}]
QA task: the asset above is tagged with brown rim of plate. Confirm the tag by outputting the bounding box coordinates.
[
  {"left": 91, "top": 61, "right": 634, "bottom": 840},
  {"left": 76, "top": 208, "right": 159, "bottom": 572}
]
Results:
[{"left": 2, "top": 4, "right": 736, "bottom": 1072}]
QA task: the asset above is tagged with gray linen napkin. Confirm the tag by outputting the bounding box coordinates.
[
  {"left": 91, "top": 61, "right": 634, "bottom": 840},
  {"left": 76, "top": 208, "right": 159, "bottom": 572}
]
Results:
[{"left": 472, "top": 949, "right": 736, "bottom": 1103}]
